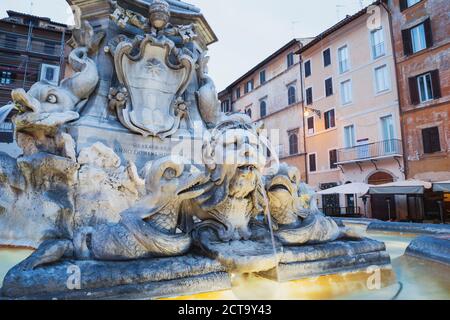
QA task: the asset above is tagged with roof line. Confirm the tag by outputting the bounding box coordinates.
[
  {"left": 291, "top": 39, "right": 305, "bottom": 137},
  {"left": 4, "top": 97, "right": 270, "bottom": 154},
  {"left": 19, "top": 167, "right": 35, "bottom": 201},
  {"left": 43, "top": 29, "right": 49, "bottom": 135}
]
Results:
[
  {"left": 295, "top": 0, "right": 383, "bottom": 54},
  {"left": 6, "top": 10, "right": 68, "bottom": 28},
  {"left": 219, "top": 38, "right": 308, "bottom": 95}
]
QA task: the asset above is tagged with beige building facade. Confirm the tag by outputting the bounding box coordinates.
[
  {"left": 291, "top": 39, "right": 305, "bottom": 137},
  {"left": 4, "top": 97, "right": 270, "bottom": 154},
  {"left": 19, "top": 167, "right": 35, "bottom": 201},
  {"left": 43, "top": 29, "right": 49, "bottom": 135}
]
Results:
[
  {"left": 219, "top": 39, "right": 311, "bottom": 180},
  {"left": 297, "top": 4, "right": 406, "bottom": 219}
]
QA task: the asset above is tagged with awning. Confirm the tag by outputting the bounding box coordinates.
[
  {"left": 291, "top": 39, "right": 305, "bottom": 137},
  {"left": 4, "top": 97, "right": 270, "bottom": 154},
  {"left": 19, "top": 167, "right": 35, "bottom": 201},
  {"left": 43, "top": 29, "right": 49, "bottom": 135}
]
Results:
[
  {"left": 369, "top": 180, "right": 432, "bottom": 195},
  {"left": 433, "top": 181, "right": 450, "bottom": 193},
  {"left": 317, "top": 183, "right": 373, "bottom": 195}
]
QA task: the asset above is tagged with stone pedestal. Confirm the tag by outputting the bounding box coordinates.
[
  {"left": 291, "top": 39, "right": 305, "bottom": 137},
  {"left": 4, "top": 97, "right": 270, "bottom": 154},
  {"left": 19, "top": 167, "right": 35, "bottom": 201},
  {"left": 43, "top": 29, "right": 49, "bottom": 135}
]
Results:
[
  {"left": 260, "top": 238, "right": 391, "bottom": 282},
  {"left": 1, "top": 255, "right": 230, "bottom": 300}
]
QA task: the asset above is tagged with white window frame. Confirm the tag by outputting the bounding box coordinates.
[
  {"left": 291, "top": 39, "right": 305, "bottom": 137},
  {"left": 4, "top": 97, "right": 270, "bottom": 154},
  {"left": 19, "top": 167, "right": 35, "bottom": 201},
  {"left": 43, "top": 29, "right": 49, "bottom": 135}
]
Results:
[
  {"left": 411, "top": 23, "right": 427, "bottom": 54},
  {"left": 370, "top": 27, "right": 385, "bottom": 60},
  {"left": 374, "top": 64, "right": 391, "bottom": 94},
  {"left": 340, "top": 79, "right": 352, "bottom": 106},
  {"left": 337, "top": 45, "right": 350, "bottom": 74},
  {"left": 417, "top": 72, "right": 434, "bottom": 103},
  {"left": 344, "top": 124, "right": 356, "bottom": 148}
]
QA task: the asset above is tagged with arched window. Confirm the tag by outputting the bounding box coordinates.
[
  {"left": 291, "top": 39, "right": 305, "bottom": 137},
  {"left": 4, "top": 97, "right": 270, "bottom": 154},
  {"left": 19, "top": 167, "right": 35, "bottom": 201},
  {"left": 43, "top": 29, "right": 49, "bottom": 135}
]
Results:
[
  {"left": 288, "top": 86, "right": 296, "bottom": 105},
  {"left": 245, "top": 108, "right": 252, "bottom": 119},
  {"left": 289, "top": 134, "right": 298, "bottom": 155},
  {"left": 260, "top": 100, "right": 267, "bottom": 118}
]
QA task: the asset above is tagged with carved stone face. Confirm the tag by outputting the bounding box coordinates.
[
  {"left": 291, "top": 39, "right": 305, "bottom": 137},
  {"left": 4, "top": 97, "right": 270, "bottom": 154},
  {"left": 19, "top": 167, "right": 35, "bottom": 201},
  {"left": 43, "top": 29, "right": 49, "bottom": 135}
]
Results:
[{"left": 228, "top": 165, "right": 257, "bottom": 199}]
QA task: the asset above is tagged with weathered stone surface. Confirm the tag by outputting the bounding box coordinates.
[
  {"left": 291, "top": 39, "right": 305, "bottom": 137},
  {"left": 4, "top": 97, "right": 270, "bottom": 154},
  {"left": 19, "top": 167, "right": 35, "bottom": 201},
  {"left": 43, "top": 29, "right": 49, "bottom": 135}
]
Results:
[
  {"left": 74, "top": 142, "right": 143, "bottom": 226},
  {"left": 405, "top": 235, "right": 450, "bottom": 265},
  {"left": 0, "top": 152, "right": 78, "bottom": 247},
  {"left": 1, "top": 254, "right": 229, "bottom": 300},
  {"left": 198, "top": 236, "right": 282, "bottom": 274},
  {"left": 260, "top": 238, "right": 391, "bottom": 282},
  {"left": 367, "top": 221, "right": 450, "bottom": 235},
  {"left": 77, "top": 142, "right": 121, "bottom": 169}
]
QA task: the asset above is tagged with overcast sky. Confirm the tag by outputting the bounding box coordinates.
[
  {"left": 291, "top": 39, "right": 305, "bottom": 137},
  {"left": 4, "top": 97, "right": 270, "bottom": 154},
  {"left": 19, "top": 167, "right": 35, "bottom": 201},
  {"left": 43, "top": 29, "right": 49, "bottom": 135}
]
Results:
[{"left": 0, "top": 0, "right": 373, "bottom": 90}]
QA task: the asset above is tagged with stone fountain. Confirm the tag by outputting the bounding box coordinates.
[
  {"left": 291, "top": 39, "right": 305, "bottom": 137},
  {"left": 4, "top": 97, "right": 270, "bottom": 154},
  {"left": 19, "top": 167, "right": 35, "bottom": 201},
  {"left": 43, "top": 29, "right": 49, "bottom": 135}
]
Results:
[{"left": 0, "top": 0, "right": 391, "bottom": 300}]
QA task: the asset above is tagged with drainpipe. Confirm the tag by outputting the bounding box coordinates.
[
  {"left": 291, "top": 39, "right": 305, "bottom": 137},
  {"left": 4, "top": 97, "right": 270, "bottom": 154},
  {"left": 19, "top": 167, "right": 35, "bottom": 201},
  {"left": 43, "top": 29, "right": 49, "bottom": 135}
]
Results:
[
  {"left": 296, "top": 45, "right": 309, "bottom": 184},
  {"left": 381, "top": 1, "right": 409, "bottom": 179}
]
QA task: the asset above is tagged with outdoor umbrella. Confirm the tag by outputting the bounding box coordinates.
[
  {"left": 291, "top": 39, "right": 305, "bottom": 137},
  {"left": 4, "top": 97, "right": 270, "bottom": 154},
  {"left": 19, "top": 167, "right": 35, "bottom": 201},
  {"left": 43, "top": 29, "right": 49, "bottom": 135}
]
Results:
[
  {"left": 369, "top": 180, "right": 432, "bottom": 195},
  {"left": 317, "top": 182, "right": 374, "bottom": 195}
]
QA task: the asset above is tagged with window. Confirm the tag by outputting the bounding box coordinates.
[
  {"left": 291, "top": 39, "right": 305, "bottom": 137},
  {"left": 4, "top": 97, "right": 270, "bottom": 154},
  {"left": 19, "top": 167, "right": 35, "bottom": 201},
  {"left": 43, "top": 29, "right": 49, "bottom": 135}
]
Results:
[
  {"left": 344, "top": 125, "right": 355, "bottom": 148},
  {"left": 324, "top": 109, "right": 335, "bottom": 130},
  {"left": 400, "top": 0, "right": 421, "bottom": 11},
  {"left": 260, "top": 70, "right": 266, "bottom": 85},
  {"left": 374, "top": 65, "right": 390, "bottom": 93},
  {"left": 371, "top": 28, "right": 385, "bottom": 59},
  {"left": 338, "top": 46, "right": 349, "bottom": 73},
  {"left": 244, "top": 80, "right": 254, "bottom": 94},
  {"left": 402, "top": 19, "right": 432, "bottom": 55},
  {"left": 309, "top": 154, "right": 317, "bottom": 172},
  {"left": 287, "top": 52, "right": 294, "bottom": 68},
  {"left": 288, "top": 86, "right": 296, "bottom": 105},
  {"left": 260, "top": 100, "right": 267, "bottom": 118},
  {"left": 422, "top": 127, "right": 440, "bottom": 154},
  {"left": 40, "top": 64, "right": 60, "bottom": 86},
  {"left": 381, "top": 115, "right": 396, "bottom": 153},
  {"left": 304, "top": 60, "right": 311, "bottom": 77},
  {"left": 409, "top": 70, "right": 441, "bottom": 104},
  {"left": 340, "top": 80, "right": 352, "bottom": 105},
  {"left": 235, "top": 87, "right": 241, "bottom": 99},
  {"left": 306, "top": 87, "right": 313, "bottom": 105},
  {"left": 0, "top": 71, "right": 13, "bottom": 85},
  {"left": 325, "top": 77, "right": 333, "bottom": 97},
  {"left": 221, "top": 100, "right": 231, "bottom": 113},
  {"left": 245, "top": 108, "right": 252, "bottom": 118},
  {"left": 307, "top": 116, "right": 314, "bottom": 135},
  {"left": 323, "top": 48, "right": 331, "bottom": 67},
  {"left": 329, "top": 149, "right": 338, "bottom": 169},
  {"left": 289, "top": 134, "right": 299, "bottom": 155}
]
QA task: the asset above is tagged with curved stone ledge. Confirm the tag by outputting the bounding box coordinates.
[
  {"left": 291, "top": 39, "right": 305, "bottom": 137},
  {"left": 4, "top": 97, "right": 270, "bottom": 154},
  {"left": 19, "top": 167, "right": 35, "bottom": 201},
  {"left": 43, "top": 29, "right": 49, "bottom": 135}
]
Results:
[
  {"left": 1, "top": 254, "right": 229, "bottom": 300},
  {"left": 260, "top": 238, "right": 391, "bottom": 282},
  {"left": 405, "top": 235, "right": 450, "bottom": 266},
  {"left": 367, "top": 222, "right": 450, "bottom": 235}
]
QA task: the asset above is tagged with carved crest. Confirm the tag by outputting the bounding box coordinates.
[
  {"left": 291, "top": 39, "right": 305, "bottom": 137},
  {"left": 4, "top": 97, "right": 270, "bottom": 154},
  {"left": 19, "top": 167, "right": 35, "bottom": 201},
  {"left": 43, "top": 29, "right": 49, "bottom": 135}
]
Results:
[{"left": 111, "top": 35, "right": 194, "bottom": 138}]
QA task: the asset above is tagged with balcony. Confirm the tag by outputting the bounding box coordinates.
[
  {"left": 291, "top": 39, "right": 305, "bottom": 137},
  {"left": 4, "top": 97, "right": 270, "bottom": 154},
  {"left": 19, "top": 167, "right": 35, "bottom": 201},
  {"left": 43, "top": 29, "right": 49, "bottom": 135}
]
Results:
[{"left": 336, "top": 139, "right": 403, "bottom": 165}]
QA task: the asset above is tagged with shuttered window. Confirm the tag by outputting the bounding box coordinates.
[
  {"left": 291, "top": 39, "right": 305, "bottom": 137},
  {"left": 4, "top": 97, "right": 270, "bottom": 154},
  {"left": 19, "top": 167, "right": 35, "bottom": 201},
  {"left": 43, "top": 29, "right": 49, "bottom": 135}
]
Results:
[
  {"left": 323, "top": 49, "right": 331, "bottom": 67},
  {"left": 402, "top": 18, "right": 433, "bottom": 56},
  {"left": 306, "top": 87, "right": 313, "bottom": 105},
  {"left": 324, "top": 109, "right": 335, "bottom": 130},
  {"left": 329, "top": 149, "right": 338, "bottom": 169},
  {"left": 409, "top": 70, "right": 441, "bottom": 105},
  {"left": 325, "top": 78, "right": 333, "bottom": 97},
  {"left": 422, "top": 127, "right": 440, "bottom": 154},
  {"left": 304, "top": 60, "right": 311, "bottom": 77},
  {"left": 309, "top": 154, "right": 317, "bottom": 172}
]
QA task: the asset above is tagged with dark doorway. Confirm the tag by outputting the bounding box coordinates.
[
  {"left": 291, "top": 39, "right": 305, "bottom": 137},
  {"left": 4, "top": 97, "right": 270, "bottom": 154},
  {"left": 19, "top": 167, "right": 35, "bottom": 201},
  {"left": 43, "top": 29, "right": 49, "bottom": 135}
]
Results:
[
  {"left": 321, "top": 183, "right": 340, "bottom": 216},
  {"left": 371, "top": 195, "right": 396, "bottom": 221}
]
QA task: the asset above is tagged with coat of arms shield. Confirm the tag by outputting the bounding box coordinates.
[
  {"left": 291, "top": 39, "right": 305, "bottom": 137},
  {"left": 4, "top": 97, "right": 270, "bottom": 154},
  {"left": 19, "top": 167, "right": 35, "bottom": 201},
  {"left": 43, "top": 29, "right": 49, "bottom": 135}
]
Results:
[{"left": 112, "top": 35, "right": 194, "bottom": 138}]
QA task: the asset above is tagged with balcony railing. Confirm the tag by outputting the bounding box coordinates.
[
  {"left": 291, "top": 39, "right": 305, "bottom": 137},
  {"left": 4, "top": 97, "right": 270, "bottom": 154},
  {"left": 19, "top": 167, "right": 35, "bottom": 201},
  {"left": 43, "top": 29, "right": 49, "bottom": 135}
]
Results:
[{"left": 337, "top": 139, "right": 403, "bottom": 164}]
